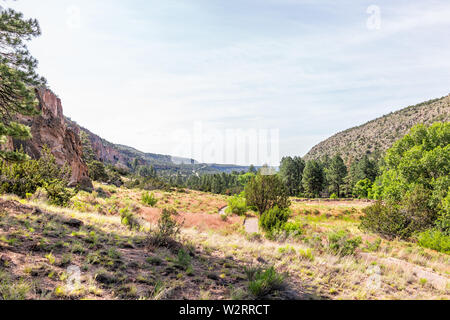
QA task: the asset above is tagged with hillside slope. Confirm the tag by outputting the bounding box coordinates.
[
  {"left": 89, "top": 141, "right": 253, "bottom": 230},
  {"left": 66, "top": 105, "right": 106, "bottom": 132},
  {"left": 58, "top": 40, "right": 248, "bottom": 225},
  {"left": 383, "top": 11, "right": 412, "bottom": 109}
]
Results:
[
  {"left": 304, "top": 95, "right": 450, "bottom": 162},
  {"left": 66, "top": 118, "right": 250, "bottom": 175}
]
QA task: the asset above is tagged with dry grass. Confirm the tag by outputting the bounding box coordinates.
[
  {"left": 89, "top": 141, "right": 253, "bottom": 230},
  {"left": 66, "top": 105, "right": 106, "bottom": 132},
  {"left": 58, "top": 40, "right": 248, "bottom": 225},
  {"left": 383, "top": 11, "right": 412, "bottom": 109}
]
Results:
[{"left": 0, "top": 189, "right": 448, "bottom": 300}]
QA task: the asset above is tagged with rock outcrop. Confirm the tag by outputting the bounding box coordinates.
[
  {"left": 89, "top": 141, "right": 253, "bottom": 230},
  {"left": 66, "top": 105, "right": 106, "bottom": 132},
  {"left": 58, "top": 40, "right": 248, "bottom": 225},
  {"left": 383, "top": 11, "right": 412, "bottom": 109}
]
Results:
[{"left": 11, "top": 88, "right": 93, "bottom": 189}]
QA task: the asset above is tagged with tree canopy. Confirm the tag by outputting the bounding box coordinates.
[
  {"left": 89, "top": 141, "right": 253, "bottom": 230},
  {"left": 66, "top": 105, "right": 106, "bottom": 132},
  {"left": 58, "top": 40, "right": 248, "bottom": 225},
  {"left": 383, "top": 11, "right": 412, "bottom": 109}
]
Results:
[
  {"left": 245, "top": 173, "right": 290, "bottom": 215},
  {"left": 0, "top": 8, "right": 45, "bottom": 161},
  {"left": 363, "top": 122, "right": 450, "bottom": 238}
]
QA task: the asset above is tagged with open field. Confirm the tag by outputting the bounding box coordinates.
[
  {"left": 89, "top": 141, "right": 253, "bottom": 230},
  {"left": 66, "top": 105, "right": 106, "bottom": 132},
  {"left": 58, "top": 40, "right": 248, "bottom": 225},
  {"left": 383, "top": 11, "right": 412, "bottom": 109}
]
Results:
[{"left": 0, "top": 184, "right": 448, "bottom": 300}]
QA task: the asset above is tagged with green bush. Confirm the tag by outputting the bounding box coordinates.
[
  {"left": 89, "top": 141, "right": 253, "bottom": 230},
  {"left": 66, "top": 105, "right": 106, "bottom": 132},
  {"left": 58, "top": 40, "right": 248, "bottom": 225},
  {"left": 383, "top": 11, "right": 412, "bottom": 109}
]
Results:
[
  {"left": 436, "top": 192, "right": 449, "bottom": 235},
  {"left": 120, "top": 207, "right": 141, "bottom": 231},
  {"left": 142, "top": 191, "right": 158, "bottom": 207},
  {"left": 282, "top": 221, "right": 303, "bottom": 237},
  {"left": 361, "top": 186, "right": 437, "bottom": 239},
  {"left": 0, "top": 146, "right": 72, "bottom": 199},
  {"left": 353, "top": 178, "right": 373, "bottom": 199},
  {"left": 245, "top": 266, "right": 285, "bottom": 299},
  {"left": 148, "top": 207, "right": 182, "bottom": 247},
  {"left": 330, "top": 193, "right": 338, "bottom": 200},
  {"left": 226, "top": 192, "right": 247, "bottom": 216},
  {"left": 417, "top": 229, "right": 450, "bottom": 254},
  {"left": 328, "top": 231, "right": 362, "bottom": 256},
  {"left": 45, "top": 180, "right": 75, "bottom": 207},
  {"left": 259, "top": 206, "right": 291, "bottom": 233}
]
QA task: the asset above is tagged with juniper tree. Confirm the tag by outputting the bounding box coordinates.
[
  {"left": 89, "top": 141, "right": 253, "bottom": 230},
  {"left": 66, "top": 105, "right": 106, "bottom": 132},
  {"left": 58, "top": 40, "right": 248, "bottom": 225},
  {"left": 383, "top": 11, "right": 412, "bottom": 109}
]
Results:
[{"left": 0, "top": 8, "right": 45, "bottom": 161}]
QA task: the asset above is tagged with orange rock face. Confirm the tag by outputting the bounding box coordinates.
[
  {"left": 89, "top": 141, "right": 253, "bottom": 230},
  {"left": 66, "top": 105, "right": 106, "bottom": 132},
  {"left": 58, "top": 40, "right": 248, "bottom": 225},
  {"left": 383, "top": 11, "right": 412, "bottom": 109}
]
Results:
[{"left": 11, "top": 88, "right": 93, "bottom": 190}]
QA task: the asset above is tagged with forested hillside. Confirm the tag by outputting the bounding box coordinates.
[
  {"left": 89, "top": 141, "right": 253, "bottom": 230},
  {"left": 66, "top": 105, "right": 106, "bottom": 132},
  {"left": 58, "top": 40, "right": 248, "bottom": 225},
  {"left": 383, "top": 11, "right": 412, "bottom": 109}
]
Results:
[{"left": 305, "top": 95, "right": 450, "bottom": 162}]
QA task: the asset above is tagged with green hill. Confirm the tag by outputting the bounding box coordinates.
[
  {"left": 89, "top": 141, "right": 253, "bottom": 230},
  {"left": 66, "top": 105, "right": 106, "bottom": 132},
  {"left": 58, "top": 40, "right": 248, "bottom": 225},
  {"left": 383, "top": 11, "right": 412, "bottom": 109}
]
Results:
[{"left": 304, "top": 95, "right": 450, "bottom": 163}]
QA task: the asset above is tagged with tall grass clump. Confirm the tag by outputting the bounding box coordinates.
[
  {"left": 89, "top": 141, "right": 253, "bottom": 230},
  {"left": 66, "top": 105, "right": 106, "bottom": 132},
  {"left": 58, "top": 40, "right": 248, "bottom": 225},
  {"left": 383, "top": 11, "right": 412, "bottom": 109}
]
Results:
[
  {"left": 328, "top": 230, "right": 362, "bottom": 256},
  {"left": 244, "top": 266, "right": 285, "bottom": 299},
  {"left": 142, "top": 191, "right": 158, "bottom": 207}
]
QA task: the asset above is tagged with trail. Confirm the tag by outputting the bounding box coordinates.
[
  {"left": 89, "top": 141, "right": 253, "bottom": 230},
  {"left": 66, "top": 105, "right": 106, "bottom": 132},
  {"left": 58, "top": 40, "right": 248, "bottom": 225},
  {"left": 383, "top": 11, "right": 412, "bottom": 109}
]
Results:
[
  {"left": 219, "top": 206, "right": 259, "bottom": 233},
  {"left": 244, "top": 217, "right": 259, "bottom": 234}
]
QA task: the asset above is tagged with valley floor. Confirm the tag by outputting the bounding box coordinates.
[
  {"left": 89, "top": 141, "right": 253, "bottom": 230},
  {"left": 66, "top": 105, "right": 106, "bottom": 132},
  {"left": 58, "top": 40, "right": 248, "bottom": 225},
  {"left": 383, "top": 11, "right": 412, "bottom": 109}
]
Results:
[{"left": 0, "top": 184, "right": 448, "bottom": 300}]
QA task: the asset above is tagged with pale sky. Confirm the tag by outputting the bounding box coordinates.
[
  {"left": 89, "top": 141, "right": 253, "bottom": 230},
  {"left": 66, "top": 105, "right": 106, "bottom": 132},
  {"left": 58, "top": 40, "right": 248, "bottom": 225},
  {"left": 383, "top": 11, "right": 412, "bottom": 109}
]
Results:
[{"left": 7, "top": 0, "right": 450, "bottom": 165}]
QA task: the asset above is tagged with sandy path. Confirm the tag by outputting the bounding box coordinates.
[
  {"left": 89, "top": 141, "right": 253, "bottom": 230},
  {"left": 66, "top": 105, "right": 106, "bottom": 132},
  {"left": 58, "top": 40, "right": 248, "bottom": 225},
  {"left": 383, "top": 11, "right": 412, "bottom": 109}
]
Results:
[{"left": 244, "top": 217, "right": 259, "bottom": 234}]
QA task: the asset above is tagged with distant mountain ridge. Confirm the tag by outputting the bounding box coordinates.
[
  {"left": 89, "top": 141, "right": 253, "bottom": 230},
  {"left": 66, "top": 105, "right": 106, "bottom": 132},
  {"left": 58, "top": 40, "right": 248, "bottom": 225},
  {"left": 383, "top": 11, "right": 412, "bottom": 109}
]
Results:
[
  {"left": 65, "top": 119, "right": 250, "bottom": 175},
  {"left": 304, "top": 94, "right": 450, "bottom": 163}
]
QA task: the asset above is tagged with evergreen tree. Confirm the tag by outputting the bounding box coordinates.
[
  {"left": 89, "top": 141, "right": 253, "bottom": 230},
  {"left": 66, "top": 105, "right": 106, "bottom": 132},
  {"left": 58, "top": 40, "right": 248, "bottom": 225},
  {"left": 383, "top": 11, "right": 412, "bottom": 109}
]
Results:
[
  {"left": 0, "top": 8, "right": 46, "bottom": 161},
  {"left": 279, "top": 156, "right": 305, "bottom": 196},
  {"left": 302, "top": 160, "right": 325, "bottom": 198},
  {"left": 79, "top": 131, "right": 96, "bottom": 163},
  {"left": 326, "top": 155, "right": 347, "bottom": 197}
]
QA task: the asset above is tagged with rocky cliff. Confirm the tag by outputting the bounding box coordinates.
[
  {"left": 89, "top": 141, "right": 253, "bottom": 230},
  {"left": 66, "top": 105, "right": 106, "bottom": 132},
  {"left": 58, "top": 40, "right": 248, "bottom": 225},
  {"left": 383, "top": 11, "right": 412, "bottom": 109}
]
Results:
[{"left": 11, "top": 88, "right": 93, "bottom": 189}]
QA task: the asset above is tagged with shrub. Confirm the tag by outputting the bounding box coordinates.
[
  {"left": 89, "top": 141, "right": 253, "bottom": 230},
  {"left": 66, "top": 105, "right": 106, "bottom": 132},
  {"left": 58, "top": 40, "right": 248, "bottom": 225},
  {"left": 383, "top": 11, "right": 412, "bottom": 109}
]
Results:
[
  {"left": 330, "top": 193, "right": 338, "bottom": 200},
  {"left": 226, "top": 192, "right": 247, "bottom": 216},
  {"left": 328, "top": 231, "right": 362, "bottom": 256},
  {"left": 353, "top": 179, "right": 373, "bottom": 199},
  {"left": 148, "top": 207, "right": 182, "bottom": 247},
  {"left": 417, "top": 229, "right": 450, "bottom": 254},
  {"left": 364, "top": 238, "right": 382, "bottom": 252},
  {"left": 0, "top": 146, "right": 71, "bottom": 199},
  {"left": 45, "top": 180, "right": 75, "bottom": 207},
  {"left": 142, "top": 191, "right": 158, "bottom": 207},
  {"left": 244, "top": 266, "right": 285, "bottom": 299},
  {"left": 120, "top": 207, "right": 141, "bottom": 231},
  {"left": 361, "top": 188, "right": 437, "bottom": 239},
  {"left": 259, "top": 206, "right": 291, "bottom": 233},
  {"left": 282, "top": 221, "right": 303, "bottom": 237}
]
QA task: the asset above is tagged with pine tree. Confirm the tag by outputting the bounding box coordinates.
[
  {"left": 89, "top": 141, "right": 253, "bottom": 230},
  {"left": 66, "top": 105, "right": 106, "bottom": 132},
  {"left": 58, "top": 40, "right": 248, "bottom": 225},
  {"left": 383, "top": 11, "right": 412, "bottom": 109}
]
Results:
[
  {"left": 279, "top": 156, "right": 305, "bottom": 196},
  {"left": 326, "top": 155, "right": 347, "bottom": 197},
  {"left": 0, "top": 8, "right": 46, "bottom": 161},
  {"left": 302, "top": 160, "right": 325, "bottom": 198}
]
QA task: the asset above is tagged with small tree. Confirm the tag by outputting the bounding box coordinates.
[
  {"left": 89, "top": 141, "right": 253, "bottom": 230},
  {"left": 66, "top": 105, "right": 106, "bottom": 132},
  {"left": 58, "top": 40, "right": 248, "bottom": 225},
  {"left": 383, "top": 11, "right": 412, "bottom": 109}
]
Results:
[
  {"left": 148, "top": 207, "right": 183, "bottom": 247},
  {"left": 87, "top": 160, "right": 108, "bottom": 182},
  {"left": 245, "top": 173, "right": 290, "bottom": 216}
]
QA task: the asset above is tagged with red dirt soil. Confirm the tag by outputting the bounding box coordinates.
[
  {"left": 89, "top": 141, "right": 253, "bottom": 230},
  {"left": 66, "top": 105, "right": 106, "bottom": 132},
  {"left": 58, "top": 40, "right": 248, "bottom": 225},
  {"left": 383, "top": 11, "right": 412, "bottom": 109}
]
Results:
[{"left": 139, "top": 207, "right": 242, "bottom": 231}]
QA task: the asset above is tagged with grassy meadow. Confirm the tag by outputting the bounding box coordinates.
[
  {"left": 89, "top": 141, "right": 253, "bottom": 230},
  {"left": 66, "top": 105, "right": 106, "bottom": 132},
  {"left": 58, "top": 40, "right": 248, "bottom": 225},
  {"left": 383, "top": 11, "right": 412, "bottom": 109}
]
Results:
[{"left": 0, "top": 182, "right": 448, "bottom": 300}]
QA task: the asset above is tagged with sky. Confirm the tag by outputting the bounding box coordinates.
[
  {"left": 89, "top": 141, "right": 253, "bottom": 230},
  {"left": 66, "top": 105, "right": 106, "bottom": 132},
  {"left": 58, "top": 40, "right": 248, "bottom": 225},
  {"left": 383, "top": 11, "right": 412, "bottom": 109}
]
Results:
[{"left": 5, "top": 0, "right": 450, "bottom": 165}]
